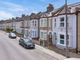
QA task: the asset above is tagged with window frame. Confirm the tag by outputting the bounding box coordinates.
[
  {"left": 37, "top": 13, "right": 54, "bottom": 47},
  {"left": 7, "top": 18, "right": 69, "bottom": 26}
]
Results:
[
  {"left": 60, "top": 17, "right": 64, "bottom": 27},
  {"left": 34, "top": 20, "right": 37, "bottom": 27},
  {"left": 60, "top": 34, "right": 64, "bottom": 45},
  {"left": 54, "top": 18, "right": 56, "bottom": 28}
]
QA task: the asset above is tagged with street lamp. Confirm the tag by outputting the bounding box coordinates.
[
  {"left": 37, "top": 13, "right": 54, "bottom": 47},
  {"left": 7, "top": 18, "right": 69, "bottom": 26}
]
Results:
[{"left": 65, "top": 0, "right": 70, "bottom": 58}]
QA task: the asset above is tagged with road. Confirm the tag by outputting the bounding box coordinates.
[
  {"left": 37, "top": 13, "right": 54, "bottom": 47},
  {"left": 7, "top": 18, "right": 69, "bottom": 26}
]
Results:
[{"left": 0, "top": 31, "right": 58, "bottom": 60}]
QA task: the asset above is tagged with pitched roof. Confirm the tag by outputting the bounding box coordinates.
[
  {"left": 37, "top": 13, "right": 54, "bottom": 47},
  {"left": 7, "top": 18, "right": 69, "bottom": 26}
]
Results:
[
  {"left": 30, "top": 13, "right": 40, "bottom": 19},
  {"left": 52, "top": 2, "right": 80, "bottom": 16},
  {"left": 0, "top": 20, "right": 5, "bottom": 24},
  {"left": 21, "top": 15, "right": 30, "bottom": 21}
]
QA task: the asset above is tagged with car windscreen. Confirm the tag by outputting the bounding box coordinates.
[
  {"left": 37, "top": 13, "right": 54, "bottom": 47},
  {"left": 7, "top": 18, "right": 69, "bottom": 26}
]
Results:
[{"left": 10, "top": 33, "right": 16, "bottom": 36}]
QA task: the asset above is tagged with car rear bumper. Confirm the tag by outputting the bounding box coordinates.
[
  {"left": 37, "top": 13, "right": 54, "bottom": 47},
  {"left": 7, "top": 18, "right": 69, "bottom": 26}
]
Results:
[
  {"left": 25, "top": 45, "right": 35, "bottom": 49},
  {"left": 10, "top": 37, "right": 16, "bottom": 39}
]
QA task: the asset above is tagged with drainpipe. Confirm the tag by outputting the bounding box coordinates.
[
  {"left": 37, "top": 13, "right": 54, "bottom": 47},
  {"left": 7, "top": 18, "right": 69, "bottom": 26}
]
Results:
[
  {"left": 38, "top": 18, "right": 40, "bottom": 40},
  {"left": 47, "top": 17, "right": 49, "bottom": 47},
  {"left": 76, "top": 11, "right": 78, "bottom": 53}
]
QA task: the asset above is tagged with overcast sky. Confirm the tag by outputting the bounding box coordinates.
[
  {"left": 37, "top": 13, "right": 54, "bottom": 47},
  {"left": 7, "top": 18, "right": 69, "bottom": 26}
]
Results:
[{"left": 0, "top": 0, "right": 80, "bottom": 20}]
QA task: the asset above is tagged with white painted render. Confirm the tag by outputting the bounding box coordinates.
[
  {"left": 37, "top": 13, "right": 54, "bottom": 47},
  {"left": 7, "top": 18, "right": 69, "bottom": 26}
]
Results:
[
  {"left": 24, "top": 20, "right": 31, "bottom": 37},
  {"left": 15, "top": 21, "right": 22, "bottom": 33},
  {"left": 0, "top": 23, "right": 3, "bottom": 30},
  {"left": 52, "top": 14, "right": 76, "bottom": 49},
  {"left": 30, "top": 19, "right": 39, "bottom": 38}
]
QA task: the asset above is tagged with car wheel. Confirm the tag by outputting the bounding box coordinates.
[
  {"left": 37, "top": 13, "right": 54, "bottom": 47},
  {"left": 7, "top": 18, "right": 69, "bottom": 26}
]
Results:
[
  {"left": 23, "top": 45, "right": 26, "bottom": 48},
  {"left": 33, "top": 47, "right": 35, "bottom": 49},
  {"left": 9, "top": 36, "right": 10, "bottom": 38}
]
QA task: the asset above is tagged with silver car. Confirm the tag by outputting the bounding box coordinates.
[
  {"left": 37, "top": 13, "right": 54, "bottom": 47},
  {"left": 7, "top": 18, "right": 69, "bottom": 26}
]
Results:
[{"left": 9, "top": 32, "right": 16, "bottom": 39}]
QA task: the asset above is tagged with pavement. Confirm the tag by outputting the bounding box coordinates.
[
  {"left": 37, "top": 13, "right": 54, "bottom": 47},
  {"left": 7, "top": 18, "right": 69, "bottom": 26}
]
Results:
[
  {"left": 0, "top": 31, "right": 66, "bottom": 60},
  {"left": 33, "top": 37, "right": 80, "bottom": 58},
  {"left": 36, "top": 44, "right": 66, "bottom": 60}
]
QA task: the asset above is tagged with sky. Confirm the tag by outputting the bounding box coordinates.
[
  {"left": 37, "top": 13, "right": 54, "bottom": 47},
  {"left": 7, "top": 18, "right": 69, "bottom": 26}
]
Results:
[{"left": 0, "top": 0, "right": 80, "bottom": 20}]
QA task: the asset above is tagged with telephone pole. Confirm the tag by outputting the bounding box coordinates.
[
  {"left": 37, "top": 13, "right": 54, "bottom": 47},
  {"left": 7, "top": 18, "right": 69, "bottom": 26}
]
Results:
[{"left": 65, "top": 0, "right": 70, "bottom": 58}]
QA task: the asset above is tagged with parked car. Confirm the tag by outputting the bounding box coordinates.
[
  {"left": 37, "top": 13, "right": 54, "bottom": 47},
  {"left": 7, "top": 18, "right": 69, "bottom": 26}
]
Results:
[
  {"left": 19, "top": 38, "right": 35, "bottom": 49},
  {"left": 9, "top": 32, "right": 16, "bottom": 39},
  {"left": 64, "top": 58, "right": 80, "bottom": 60}
]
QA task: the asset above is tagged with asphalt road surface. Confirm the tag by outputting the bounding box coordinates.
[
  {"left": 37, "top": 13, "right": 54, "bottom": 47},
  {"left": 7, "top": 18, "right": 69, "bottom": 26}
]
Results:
[{"left": 0, "top": 31, "right": 58, "bottom": 60}]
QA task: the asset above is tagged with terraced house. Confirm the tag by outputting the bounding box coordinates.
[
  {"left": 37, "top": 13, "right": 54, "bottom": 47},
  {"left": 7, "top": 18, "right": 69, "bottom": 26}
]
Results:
[
  {"left": 4, "top": 19, "right": 12, "bottom": 30},
  {"left": 0, "top": 20, "right": 5, "bottom": 30},
  {"left": 14, "top": 17, "right": 23, "bottom": 34},
  {"left": 52, "top": 3, "right": 80, "bottom": 53},
  {"left": 39, "top": 4, "right": 53, "bottom": 46},
  {"left": 30, "top": 13, "right": 39, "bottom": 40},
  {"left": 21, "top": 15, "right": 31, "bottom": 37}
]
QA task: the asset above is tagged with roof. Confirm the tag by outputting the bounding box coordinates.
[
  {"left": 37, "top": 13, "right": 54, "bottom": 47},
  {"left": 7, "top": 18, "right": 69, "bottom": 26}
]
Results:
[
  {"left": 0, "top": 20, "right": 5, "bottom": 24},
  {"left": 30, "top": 13, "right": 39, "bottom": 19},
  {"left": 39, "top": 11, "right": 53, "bottom": 18},
  {"left": 52, "top": 2, "right": 80, "bottom": 16},
  {"left": 21, "top": 15, "right": 30, "bottom": 20}
]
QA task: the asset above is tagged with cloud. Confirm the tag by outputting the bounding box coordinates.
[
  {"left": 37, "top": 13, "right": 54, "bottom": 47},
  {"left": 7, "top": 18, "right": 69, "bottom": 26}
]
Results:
[
  {"left": 0, "top": 1, "right": 39, "bottom": 14},
  {"left": 0, "top": 1, "right": 27, "bottom": 12},
  {"left": 0, "top": 1, "right": 28, "bottom": 20},
  {"left": 0, "top": 11, "right": 14, "bottom": 20},
  {"left": 0, "top": 1, "right": 43, "bottom": 20}
]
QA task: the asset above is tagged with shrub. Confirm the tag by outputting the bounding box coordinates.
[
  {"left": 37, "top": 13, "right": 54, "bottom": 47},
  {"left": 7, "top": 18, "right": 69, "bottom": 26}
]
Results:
[{"left": 5, "top": 28, "right": 13, "bottom": 33}]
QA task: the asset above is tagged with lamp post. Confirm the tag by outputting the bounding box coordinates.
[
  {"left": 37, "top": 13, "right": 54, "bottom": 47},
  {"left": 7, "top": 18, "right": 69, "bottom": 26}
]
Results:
[{"left": 65, "top": 0, "right": 70, "bottom": 58}]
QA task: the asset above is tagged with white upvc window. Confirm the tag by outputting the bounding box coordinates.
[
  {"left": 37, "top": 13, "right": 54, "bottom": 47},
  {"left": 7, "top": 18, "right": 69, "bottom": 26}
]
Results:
[
  {"left": 32, "top": 20, "right": 37, "bottom": 27},
  {"left": 44, "top": 32, "right": 47, "bottom": 40},
  {"left": 60, "top": 17, "right": 64, "bottom": 27},
  {"left": 60, "top": 34, "right": 64, "bottom": 44},
  {"left": 40, "top": 31, "right": 47, "bottom": 40},
  {"left": 32, "top": 31, "right": 37, "bottom": 37},
  {"left": 32, "top": 20, "right": 34, "bottom": 26},
  {"left": 34, "top": 20, "right": 36, "bottom": 27},
  {"left": 26, "top": 30, "right": 28, "bottom": 36},
  {"left": 54, "top": 18, "right": 56, "bottom": 28},
  {"left": 54, "top": 32, "right": 57, "bottom": 40},
  {"left": 40, "top": 19, "right": 43, "bottom": 27},
  {"left": 40, "top": 18, "right": 47, "bottom": 27},
  {"left": 44, "top": 19, "right": 47, "bottom": 27},
  {"left": 40, "top": 32, "right": 43, "bottom": 38}
]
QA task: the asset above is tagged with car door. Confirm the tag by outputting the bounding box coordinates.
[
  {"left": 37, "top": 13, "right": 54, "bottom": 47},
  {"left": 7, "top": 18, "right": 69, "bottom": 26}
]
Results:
[{"left": 20, "top": 39, "right": 24, "bottom": 45}]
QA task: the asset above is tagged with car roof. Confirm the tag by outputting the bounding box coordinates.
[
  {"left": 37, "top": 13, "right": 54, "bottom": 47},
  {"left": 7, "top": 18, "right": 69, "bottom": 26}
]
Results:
[{"left": 21, "top": 38, "right": 29, "bottom": 40}]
